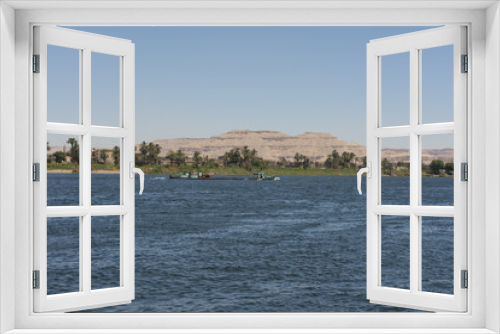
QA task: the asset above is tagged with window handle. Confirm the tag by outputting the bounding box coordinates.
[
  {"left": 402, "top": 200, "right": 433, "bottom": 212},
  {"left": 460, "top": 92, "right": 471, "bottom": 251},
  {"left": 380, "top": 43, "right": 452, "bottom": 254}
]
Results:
[
  {"left": 129, "top": 162, "right": 144, "bottom": 195},
  {"left": 357, "top": 162, "right": 371, "bottom": 195}
]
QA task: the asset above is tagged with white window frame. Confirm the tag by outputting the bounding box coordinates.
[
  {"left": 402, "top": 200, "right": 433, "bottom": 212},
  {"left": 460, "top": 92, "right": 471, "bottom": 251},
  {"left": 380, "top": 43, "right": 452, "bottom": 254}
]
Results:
[
  {"left": 1, "top": 1, "right": 499, "bottom": 333},
  {"left": 366, "top": 26, "right": 468, "bottom": 312},
  {"left": 33, "top": 25, "right": 136, "bottom": 313}
]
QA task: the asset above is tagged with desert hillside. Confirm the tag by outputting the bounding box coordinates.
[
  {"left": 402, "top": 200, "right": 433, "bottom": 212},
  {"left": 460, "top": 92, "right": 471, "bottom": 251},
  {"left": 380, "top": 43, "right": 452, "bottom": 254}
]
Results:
[{"left": 151, "top": 130, "right": 453, "bottom": 164}]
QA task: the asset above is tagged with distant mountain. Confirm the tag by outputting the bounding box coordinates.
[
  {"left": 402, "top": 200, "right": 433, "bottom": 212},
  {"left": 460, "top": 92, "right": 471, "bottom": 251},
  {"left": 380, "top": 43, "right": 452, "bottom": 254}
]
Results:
[{"left": 151, "top": 130, "right": 453, "bottom": 164}]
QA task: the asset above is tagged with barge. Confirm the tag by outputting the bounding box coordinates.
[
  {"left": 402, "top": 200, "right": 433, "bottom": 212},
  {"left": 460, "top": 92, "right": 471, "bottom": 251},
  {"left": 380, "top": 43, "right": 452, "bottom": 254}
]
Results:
[{"left": 169, "top": 172, "right": 279, "bottom": 181}]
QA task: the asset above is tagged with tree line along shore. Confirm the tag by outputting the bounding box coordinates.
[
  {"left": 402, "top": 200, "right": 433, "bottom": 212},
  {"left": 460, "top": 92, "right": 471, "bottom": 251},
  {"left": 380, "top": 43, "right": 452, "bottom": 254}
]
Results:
[{"left": 46, "top": 140, "right": 454, "bottom": 177}]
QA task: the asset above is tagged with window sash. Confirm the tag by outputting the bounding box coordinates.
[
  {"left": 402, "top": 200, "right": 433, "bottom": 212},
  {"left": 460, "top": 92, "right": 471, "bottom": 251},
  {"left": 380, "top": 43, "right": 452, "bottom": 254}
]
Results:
[
  {"left": 32, "top": 25, "right": 136, "bottom": 313},
  {"left": 366, "top": 26, "right": 468, "bottom": 312}
]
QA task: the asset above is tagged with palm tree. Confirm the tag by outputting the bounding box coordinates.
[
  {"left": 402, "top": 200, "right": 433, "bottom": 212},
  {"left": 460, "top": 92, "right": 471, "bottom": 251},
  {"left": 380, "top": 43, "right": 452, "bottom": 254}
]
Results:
[
  {"left": 303, "top": 157, "right": 311, "bottom": 169},
  {"left": 242, "top": 146, "right": 251, "bottom": 170},
  {"left": 148, "top": 142, "right": 161, "bottom": 164},
  {"left": 66, "top": 138, "right": 79, "bottom": 164},
  {"left": 99, "top": 150, "right": 107, "bottom": 164},
  {"left": 349, "top": 152, "right": 356, "bottom": 168},
  {"left": 139, "top": 141, "right": 148, "bottom": 164},
  {"left": 325, "top": 154, "right": 333, "bottom": 169},
  {"left": 175, "top": 149, "right": 185, "bottom": 166},
  {"left": 166, "top": 150, "right": 176, "bottom": 166},
  {"left": 113, "top": 146, "right": 120, "bottom": 165},
  {"left": 331, "top": 150, "right": 340, "bottom": 169},
  {"left": 341, "top": 151, "right": 351, "bottom": 169},
  {"left": 294, "top": 153, "right": 302, "bottom": 168},
  {"left": 382, "top": 157, "right": 392, "bottom": 175},
  {"left": 193, "top": 151, "right": 202, "bottom": 168},
  {"left": 223, "top": 148, "right": 241, "bottom": 166}
]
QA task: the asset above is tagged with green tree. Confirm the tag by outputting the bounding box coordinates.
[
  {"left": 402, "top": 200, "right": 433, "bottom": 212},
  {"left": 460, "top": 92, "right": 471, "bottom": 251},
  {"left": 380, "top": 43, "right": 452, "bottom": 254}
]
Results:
[
  {"left": 166, "top": 150, "right": 176, "bottom": 166},
  {"left": 47, "top": 142, "right": 51, "bottom": 152},
  {"left": 278, "top": 157, "right": 288, "bottom": 167},
  {"left": 294, "top": 152, "right": 304, "bottom": 168},
  {"left": 113, "top": 146, "right": 120, "bottom": 165},
  {"left": 175, "top": 149, "right": 185, "bottom": 166},
  {"left": 241, "top": 146, "right": 251, "bottom": 169},
  {"left": 193, "top": 151, "right": 203, "bottom": 168},
  {"left": 294, "top": 153, "right": 310, "bottom": 169},
  {"left": 381, "top": 157, "right": 392, "bottom": 175},
  {"left": 99, "top": 150, "right": 107, "bottom": 163},
  {"left": 303, "top": 157, "right": 311, "bottom": 169},
  {"left": 53, "top": 151, "right": 66, "bottom": 163},
  {"left": 341, "top": 151, "right": 351, "bottom": 169},
  {"left": 139, "top": 141, "right": 148, "bottom": 164},
  {"left": 349, "top": 152, "right": 356, "bottom": 168},
  {"left": 332, "top": 150, "right": 340, "bottom": 169},
  {"left": 325, "top": 154, "right": 334, "bottom": 169},
  {"left": 224, "top": 148, "right": 241, "bottom": 166},
  {"left": 429, "top": 159, "right": 445, "bottom": 175},
  {"left": 148, "top": 142, "right": 161, "bottom": 164},
  {"left": 445, "top": 162, "right": 454, "bottom": 175},
  {"left": 66, "top": 138, "right": 79, "bottom": 164}
]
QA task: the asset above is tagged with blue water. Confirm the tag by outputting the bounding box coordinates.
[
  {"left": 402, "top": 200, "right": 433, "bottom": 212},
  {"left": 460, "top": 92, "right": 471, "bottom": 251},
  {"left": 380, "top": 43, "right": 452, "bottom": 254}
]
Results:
[{"left": 46, "top": 174, "right": 454, "bottom": 312}]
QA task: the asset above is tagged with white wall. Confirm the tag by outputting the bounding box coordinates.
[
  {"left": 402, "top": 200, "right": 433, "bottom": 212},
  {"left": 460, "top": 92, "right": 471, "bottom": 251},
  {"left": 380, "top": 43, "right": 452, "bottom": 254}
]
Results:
[
  {"left": 0, "top": 2, "right": 16, "bottom": 333},
  {"left": 486, "top": 2, "right": 500, "bottom": 333}
]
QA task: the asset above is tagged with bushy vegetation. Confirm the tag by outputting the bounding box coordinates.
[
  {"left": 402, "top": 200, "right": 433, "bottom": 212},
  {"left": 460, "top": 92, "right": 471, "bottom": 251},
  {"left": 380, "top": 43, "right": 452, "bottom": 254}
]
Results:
[{"left": 47, "top": 139, "right": 452, "bottom": 177}]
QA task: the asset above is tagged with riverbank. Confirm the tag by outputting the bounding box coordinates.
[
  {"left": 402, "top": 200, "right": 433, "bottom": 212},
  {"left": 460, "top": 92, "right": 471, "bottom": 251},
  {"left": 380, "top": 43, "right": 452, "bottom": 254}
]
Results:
[{"left": 47, "top": 163, "right": 451, "bottom": 177}]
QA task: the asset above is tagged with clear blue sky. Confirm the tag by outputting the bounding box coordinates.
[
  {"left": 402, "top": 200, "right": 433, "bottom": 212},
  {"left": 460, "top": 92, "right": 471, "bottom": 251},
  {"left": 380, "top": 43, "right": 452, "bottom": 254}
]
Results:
[{"left": 48, "top": 26, "right": 454, "bottom": 149}]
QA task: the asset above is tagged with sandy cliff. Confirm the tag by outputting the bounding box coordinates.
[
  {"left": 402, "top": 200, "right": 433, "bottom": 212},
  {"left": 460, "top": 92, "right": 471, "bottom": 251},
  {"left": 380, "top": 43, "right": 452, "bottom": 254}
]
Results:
[{"left": 152, "top": 130, "right": 453, "bottom": 164}]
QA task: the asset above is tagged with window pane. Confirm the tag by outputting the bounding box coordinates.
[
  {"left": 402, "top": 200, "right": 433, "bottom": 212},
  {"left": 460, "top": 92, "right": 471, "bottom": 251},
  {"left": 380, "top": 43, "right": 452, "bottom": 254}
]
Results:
[
  {"left": 381, "top": 137, "right": 410, "bottom": 205},
  {"left": 47, "top": 134, "right": 80, "bottom": 206},
  {"left": 381, "top": 215, "right": 410, "bottom": 289},
  {"left": 92, "top": 216, "right": 121, "bottom": 290},
  {"left": 421, "top": 45, "right": 454, "bottom": 124},
  {"left": 92, "top": 52, "right": 120, "bottom": 127},
  {"left": 91, "top": 137, "right": 121, "bottom": 206},
  {"left": 381, "top": 52, "right": 410, "bottom": 127},
  {"left": 47, "top": 217, "right": 80, "bottom": 295},
  {"left": 421, "top": 133, "right": 454, "bottom": 206},
  {"left": 421, "top": 216, "right": 454, "bottom": 295},
  {"left": 47, "top": 45, "right": 80, "bottom": 124}
]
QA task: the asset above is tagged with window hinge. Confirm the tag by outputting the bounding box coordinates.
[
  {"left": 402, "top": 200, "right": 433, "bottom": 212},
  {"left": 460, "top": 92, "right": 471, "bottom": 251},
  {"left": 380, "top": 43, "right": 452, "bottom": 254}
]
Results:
[
  {"left": 33, "top": 270, "right": 40, "bottom": 289},
  {"left": 461, "top": 270, "right": 468, "bottom": 289},
  {"left": 33, "top": 54, "right": 40, "bottom": 73},
  {"left": 461, "top": 54, "right": 468, "bottom": 73},
  {"left": 461, "top": 162, "right": 468, "bottom": 182},
  {"left": 33, "top": 163, "right": 40, "bottom": 182}
]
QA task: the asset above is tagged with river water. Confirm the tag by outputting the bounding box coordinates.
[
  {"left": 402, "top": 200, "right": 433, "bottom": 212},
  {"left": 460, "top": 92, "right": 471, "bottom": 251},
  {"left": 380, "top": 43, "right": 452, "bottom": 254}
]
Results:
[{"left": 46, "top": 174, "right": 454, "bottom": 312}]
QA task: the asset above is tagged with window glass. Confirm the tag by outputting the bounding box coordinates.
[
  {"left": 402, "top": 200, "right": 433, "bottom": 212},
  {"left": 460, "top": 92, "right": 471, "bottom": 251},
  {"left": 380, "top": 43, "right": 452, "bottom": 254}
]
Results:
[
  {"left": 421, "top": 216, "right": 454, "bottom": 294},
  {"left": 47, "top": 133, "right": 80, "bottom": 206},
  {"left": 91, "top": 216, "right": 121, "bottom": 290},
  {"left": 47, "top": 217, "right": 80, "bottom": 295},
  {"left": 381, "top": 215, "right": 410, "bottom": 289},
  {"left": 421, "top": 45, "right": 454, "bottom": 124},
  {"left": 421, "top": 133, "right": 454, "bottom": 206},
  {"left": 91, "top": 52, "right": 121, "bottom": 127},
  {"left": 381, "top": 52, "right": 410, "bottom": 127},
  {"left": 47, "top": 45, "right": 80, "bottom": 124},
  {"left": 91, "top": 137, "right": 121, "bottom": 206},
  {"left": 381, "top": 137, "right": 410, "bottom": 205}
]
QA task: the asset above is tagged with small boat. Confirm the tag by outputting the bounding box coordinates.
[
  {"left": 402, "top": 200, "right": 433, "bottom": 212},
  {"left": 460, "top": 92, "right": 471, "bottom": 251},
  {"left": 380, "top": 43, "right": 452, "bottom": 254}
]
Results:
[
  {"left": 169, "top": 171, "right": 279, "bottom": 181},
  {"left": 169, "top": 172, "right": 211, "bottom": 180},
  {"left": 252, "top": 172, "right": 280, "bottom": 181}
]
